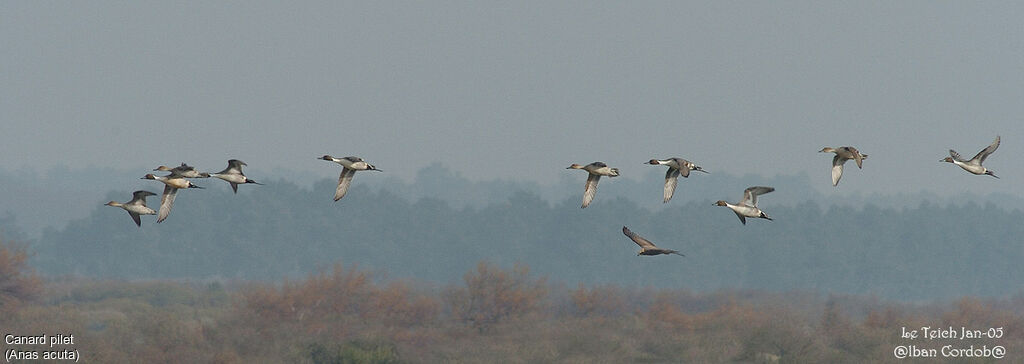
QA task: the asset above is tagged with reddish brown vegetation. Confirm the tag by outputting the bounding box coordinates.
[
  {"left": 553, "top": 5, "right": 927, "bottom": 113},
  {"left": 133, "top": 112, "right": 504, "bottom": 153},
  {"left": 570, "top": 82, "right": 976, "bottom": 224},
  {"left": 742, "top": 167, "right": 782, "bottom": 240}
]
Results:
[
  {"left": 569, "top": 283, "right": 627, "bottom": 317},
  {"left": 4, "top": 259, "right": 1024, "bottom": 362},
  {"left": 0, "top": 239, "right": 41, "bottom": 312},
  {"left": 445, "top": 262, "right": 547, "bottom": 330}
]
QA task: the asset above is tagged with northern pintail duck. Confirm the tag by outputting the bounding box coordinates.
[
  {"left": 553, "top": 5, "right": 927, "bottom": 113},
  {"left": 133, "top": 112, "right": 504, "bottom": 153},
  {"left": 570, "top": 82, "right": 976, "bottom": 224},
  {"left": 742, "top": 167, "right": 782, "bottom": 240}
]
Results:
[
  {"left": 566, "top": 162, "right": 619, "bottom": 208},
  {"left": 142, "top": 173, "right": 203, "bottom": 223},
  {"left": 153, "top": 163, "right": 210, "bottom": 178},
  {"left": 210, "top": 159, "right": 263, "bottom": 193},
  {"left": 622, "top": 226, "right": 684, "bottom": 257},
  {"left": 941, "top": 136, "right": 1000, "bottom": 178},
  {"left": 647, "top": 158, "right": 707, "bottom": 203},
  {"left": 104, "top": 190, "right": 157, "bottom": 227},
  {"left": 818, "top": 147, "right": 867, "bottom": 186},
  {"left": 320, "top": 155, "right": 381, "bottom": 201},
  {"left": 714, "top": 186, "right": 774, "bottom": 225}
]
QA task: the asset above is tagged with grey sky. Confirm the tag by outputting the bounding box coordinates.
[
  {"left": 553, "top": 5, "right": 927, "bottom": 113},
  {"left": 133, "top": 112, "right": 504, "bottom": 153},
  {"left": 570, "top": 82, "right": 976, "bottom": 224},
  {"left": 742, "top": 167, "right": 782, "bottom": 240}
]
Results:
[{"left": 2, "top": 1, "right": 1021, "bottom": 198}]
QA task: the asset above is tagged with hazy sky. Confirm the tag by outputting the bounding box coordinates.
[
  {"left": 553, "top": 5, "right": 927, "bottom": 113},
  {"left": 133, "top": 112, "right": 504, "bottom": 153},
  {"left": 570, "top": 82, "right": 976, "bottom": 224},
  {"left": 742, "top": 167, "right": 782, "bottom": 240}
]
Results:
[{"left": 2, "top": 2, "right": 1021, "bottom": 197}]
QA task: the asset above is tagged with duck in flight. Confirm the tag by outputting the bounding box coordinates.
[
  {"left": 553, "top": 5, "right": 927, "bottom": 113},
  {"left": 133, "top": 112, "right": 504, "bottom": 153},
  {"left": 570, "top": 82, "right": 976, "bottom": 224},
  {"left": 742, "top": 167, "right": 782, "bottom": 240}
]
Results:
[
  {"left": 153, "top": 163, "right": 210, "bottom": 179},
  {"left": 941, "top": 136, "right": 1000, "bottom": 178},
  {"left": 142, "top": 173, "right": 203, "bottom": 223},
  {"left": 210, "top": 159, "right": 263, "bottom": 193},
  {"left": 622, "top": 226, "right": 684, "bottom": 257},
  {"left": 818, "top": 147, "right": 867, "bottom": 186},
  {"left": 566, "top": 162, "right": 619, "bottom": 208},
  {"left": 647, "top": 157, "right": 707, "bottom": 203},
  {"left": 320, "top": 155, "right": 381, "bottom": 201},
  {"left": 104, "top": 190, "right": 157, "bottom": 227},
  {"left": 714, "top": 186, "right": 775, "bottom": 225}
]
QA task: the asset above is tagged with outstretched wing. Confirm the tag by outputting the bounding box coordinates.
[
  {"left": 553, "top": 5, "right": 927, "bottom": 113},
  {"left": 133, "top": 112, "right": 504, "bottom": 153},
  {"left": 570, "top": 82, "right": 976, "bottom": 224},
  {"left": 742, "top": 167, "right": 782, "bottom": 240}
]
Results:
[
  {"left": 227, "top": 159, "right": 246, "bottom": 174},
  {"left": 129, "top": 212, "right": 142, "bottom": 227},
  {"left": 334, "top": 168, "right": 356, "bottom": 201},
  {"left": 831, "top": 155, "right": 845, "bottom": 186},
  {"left": 130, "top": 190, "right": 155, "bottom": 206},
  {"left": 973, "top": 135, "right": 1000, "bottom": 163},
  {"left": 582, "top": 174, "right": 601, "bottom": 208},
  {"left": 741, "top": 186, "right": 774, "bottom": 207},
  {"left": 663, "top": 168, "right": 680, "bottom": 203},
  {"left": 157, "top": 185, "right": 178, "bottom": 223},
  {"left": 622, "top": 226, "right": 657, "bottom": 249}
]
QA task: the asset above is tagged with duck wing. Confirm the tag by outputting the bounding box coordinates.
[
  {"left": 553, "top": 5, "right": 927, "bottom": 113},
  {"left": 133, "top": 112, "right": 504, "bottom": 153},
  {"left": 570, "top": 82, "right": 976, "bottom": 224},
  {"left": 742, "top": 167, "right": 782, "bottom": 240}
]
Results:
[
  {"left": 678, "top": 161, "right": 692, "bottom": 178},
  {"left": 581, "top": 174, "right": 601, "bottom": 208},
  {"left": 734, "top": 210, "right": 747, "bottom": 225},
  {"left": 741, "top": 186, "right": 774, "bottom": 207},
  {"left": 622, "top": 226, "right": 657, "bottom": 249},
  {"left": 334, "top": 168, "right": 356, "bottom": 201},
  {"left": 949, "top": 149, "right": 967, "bottom": 163},
  {"left": 973, "top": 135, "right": 1000, "bottom": 163},
  {"left": 831, "top": 155, "right": 845, "bottom": 186},
  {"left": 129, "top": 190, "right": 155, "bottom": 206},
  {"left": 157, "top": 185, "right": 178, "bottom": 223},
  {"left": 227, "top": 159, "right": 246, "bottom": 173},
  {"left": 663, "top": 168, "right": 680, "bottom": 203}
]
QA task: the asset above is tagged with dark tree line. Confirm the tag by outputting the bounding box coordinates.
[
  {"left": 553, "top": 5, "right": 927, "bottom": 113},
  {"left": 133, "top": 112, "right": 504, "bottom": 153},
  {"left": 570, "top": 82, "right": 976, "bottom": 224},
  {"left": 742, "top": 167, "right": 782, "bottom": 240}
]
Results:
[{"left": 26, "top": 174, "right": 1024, "bottom": 301}]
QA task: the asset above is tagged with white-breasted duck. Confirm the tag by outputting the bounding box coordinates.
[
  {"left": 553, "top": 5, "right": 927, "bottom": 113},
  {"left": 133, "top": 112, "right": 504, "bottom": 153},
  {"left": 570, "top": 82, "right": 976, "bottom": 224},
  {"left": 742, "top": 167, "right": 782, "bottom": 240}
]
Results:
[
  {"left": 566, "top": 162, "right": 619, "bottom": 208},
  {"left": 320, "top": 155, "right": 381, "bottom": 201},
  {"left": 210, "top": 159, "right": 263, "bottom": 193},
  {"left": 941, "top": 136, "right": 1000, "bottom": 178},
  {"left": 142, "top": 173, "right": 203, "bottom": 223},
  {"left": 818, "top": 147, "right": 867, "bottom": 186},
  {"left": 104, "top": 190, "right": 158, "bottom": 227},
  {"left": 153, "top": 163, "right": 210, "bottom": 178},
  {"left": 647, "top": 157, "right": 707, "bottom": 202},
  {"left": 713, "top": 186, "right": 775, "bottom": 225}
]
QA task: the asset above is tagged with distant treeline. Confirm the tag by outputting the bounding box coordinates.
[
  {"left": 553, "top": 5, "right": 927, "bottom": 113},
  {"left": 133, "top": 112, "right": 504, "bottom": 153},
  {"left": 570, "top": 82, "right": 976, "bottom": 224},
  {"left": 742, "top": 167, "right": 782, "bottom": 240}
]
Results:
[
  {"left": 3, "top": 164, "right": 1023, "bottom": 237},
  {"left": 26, "top": 172, "right": 1024, "bottom": 301}
]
